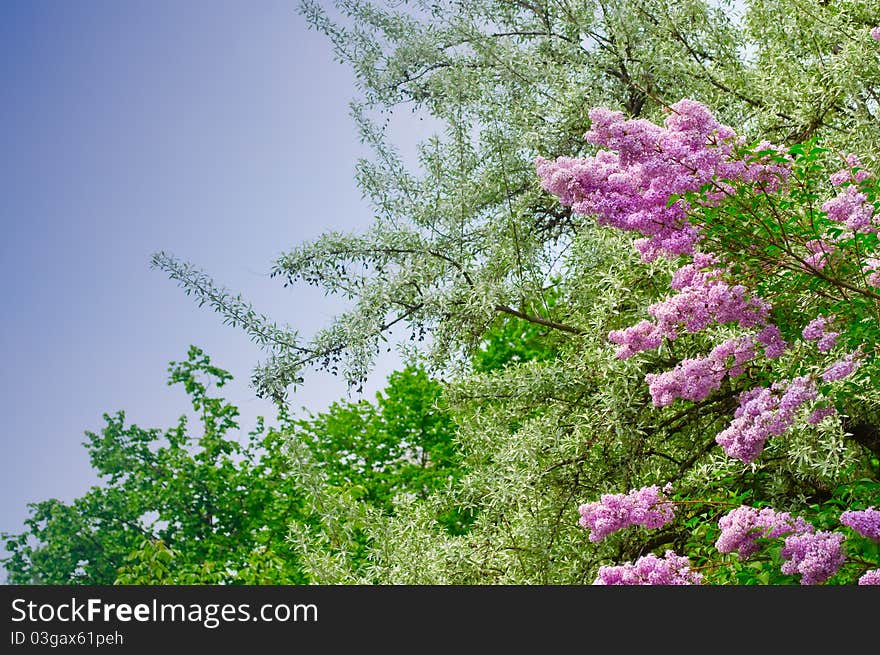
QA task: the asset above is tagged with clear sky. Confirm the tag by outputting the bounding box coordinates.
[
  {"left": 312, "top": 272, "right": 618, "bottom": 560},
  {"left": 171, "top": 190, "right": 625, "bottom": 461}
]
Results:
[{"left": 0, "top": 0, "right": 430, "bottom": 570}]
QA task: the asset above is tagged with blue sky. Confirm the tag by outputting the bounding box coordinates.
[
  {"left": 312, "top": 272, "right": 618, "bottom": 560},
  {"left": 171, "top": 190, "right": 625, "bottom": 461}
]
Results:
[{"left": 0, "top": 0, "right": 431, "bottom": 566}]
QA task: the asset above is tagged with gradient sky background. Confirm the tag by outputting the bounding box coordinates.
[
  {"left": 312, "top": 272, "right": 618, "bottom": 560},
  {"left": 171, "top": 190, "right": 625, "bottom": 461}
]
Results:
[{"left": 1, "top": 0, "right": 433, "bottom": 573}]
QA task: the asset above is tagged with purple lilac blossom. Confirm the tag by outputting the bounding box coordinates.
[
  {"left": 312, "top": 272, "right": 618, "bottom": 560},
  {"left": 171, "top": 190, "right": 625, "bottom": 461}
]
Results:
[
  {"left": 716, "top": 506, "right": 813, "bottom": 559},
  {"left": 802, "top": 316, "right": 829, "bottom": 340},
  {"left": 803, "top": 239, "right": 834, "bottom": 271},
  {"left": 864, "top": 257, "right": 880, "bottom": 287},
  {"left": 538, "top": 102, "right": 872, "bottom": 473},
  {"left": 715, "top": 376, "right": 817, "bottom": 463},
  {"left": 807, "top": 406, "right": 837, "bottom": 424},
  {"left": 578, "top": 485, "right": 675, "bottom": 542},
  {"left": 821, "top": 352, "right": 861, "bottom": 383},
  {"left": 816, "top": 332, "right": 839, "bottom": 353},
  {"left": 822, "top": 186, "right": 875, "bottom": 234},
  {"left": 780, "top": 531, "right": 846, "bottom": 585},
  {"left": 828, "top": 154, "right": 872, "bottom": 186},
  {"left": 607, "top": 319, "right": 662, "bottom": 359},
  {"left": 594, "top": 550, "right": 703, "bottom": 585},
  {"left": 607, "top": 260, "right": 773, "bottom": 360},
  {"left": 859, "top": 569, "right": 880, "bottom": 585},
  {"left": 839, "top": 507, "right": 880, "bottom": 541},
  {"left": 803, "top": 239, "right": 835, "bottom": 271},
  {"left": 645, "top": 336, "right": 755, "bottom": 407},
  {"left": 536, "top": 99, "right": 790, "bottom": 263},
  {"left": 756, "top": 325, "right": 787, "bottom": 359},
  {"left": 802, "top": 316, "right": 840, "bottom": 352}
]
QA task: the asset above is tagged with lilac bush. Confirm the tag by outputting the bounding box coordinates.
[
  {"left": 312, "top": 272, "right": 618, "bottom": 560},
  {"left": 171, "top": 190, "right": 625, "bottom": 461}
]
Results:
[
  {"left": 552, "top": 98, "right": 879, "bottom": 584},
  {"left": 539, "top": 100, "right": 872, "bottom": 468}
]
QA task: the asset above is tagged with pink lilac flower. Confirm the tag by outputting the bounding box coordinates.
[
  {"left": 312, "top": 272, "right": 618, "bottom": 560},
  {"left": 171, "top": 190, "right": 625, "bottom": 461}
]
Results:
[
  {"left": 872, "top": 27, "right": 880, "bottom": 41},
  {"left": 776, "top": 375, "right": 818, "bottom": 416},
  {"left": 536, "top": 99, "right": 790, "bottom": 263},
  {"left": 802, "top": 316, "right": 829, "bottom": 340},
  {"left": 803, "top": 239, "right": 834, "bottom": 271},
  {"left": 740, "top": 140, "right": 791, "bottom": 190},
  {"left": 609, "top": 262, "right": 772, "bottom": 360},
  {"left": 780, "top": 531, "right": 846, "bottom": 585},
  {"left": 716, "top": 387, "right": 775, "bottom": 463},
  {"left": 756, "top": 324, "right": 787, "bottom": 359},
  {"left": 578, "top": 485, "right": 675, "bottom": 542},
  {"left": 669, "top": 253, "right": 718, "bottom": 288},
  {"left": 863, "top": 258, "right": 880, "bottom": 287},
  {"left": 821, "top": 352, "right": 861, "bottom": 382},
  {"left": 816, "top": 332, "right": 839, "bottom": 352},
  {"left": 594, "top": 550, "right": 703, "bottom": 585},
  {"left": 645, "top": 336, "right": 755, "bottom": 407},
  {"left": 859, "top": 569, "right": 880, "bottom": 585},
  {"left": 608, "top": 319, "right": 662, "bottom": 359},
  {"left": 648, "top": 270, "right": 770, "bottom": 336},
  {"left": 822, "top": 186, "right": 874, "bottom": 233},
  {"left": 829, "top": 154, "right": 872, "bottom": 185},
  {"left": 839, "top": 507, "right": 880, "bottom": 541},
  {"left": 828, "top": 170, "right": 849, "bottom": 187},
  {"left": 807, "top": 406, "right": 837, "bottom": 424},
  {"left": 715, "top": 376, "right": 817, "bottom": 463},
  {"left": 802, "top": 316, "right": 839, "bottom": 352},
  {"left": 716, "top": 506, "right": 813, "bottom": 559}
]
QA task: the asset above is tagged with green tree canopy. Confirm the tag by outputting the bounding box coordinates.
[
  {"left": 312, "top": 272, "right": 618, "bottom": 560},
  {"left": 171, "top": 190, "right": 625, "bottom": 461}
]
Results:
[{"left": 2, "top": 347, "right": 464, "bottom": 584}]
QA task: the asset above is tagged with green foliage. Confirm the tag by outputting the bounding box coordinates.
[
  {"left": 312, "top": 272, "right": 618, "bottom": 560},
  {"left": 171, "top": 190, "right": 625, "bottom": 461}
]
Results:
[
  {"left": 143, "top": 0, "right": 880, "bottom": 584},
  {"left": 3, "top": 346, "right": 308, "bottom": 584},
  {"left": 471, "top": 293, "right": 564, "bottom": 372},
  {"left": 3, "top": 348, "right": 468, "bottom": 585},
  {"left": 289, "top": 364, "right": 465, "bottom": 536},
  {"left": 742, "top": 0, "right": 880, "bottom": 153}
]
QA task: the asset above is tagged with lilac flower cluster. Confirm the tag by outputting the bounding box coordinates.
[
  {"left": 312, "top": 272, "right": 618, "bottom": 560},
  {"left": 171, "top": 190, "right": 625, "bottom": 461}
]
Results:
[
  {"left": 645, "top": 336, "right": 755, "bottom": 407},
  {"left": 539, "top": 100, "right": 875, "bottom": 473},
  {"left": 821, "top": 351, "right": 862, "bottom": 382},
  {"left": 803, "top": 239, "right": 834, "bottom": 271},
  {"left": 816, "top": 332, "right": 839, "bottom": 353},
  {"left": 801, "top": 316, "right": 828, "bottom": 341},
  {"left": 822, "top": 185, "right": 876, "bottom": 234},
  {"left": 801, "top": 316, "right": 839, "bottom": 352},
  {"left": 828, "top": 154, "right": 872, "bottom": 187},
  {"left": 715, "top": 376, "right": 817, "bottom": 463},
  {"left": 756, "top": 324, "right": 787, "bottom": 359},
  {"left": 608, "top": 256, "right": 774, "bottom": 360},
  {"left": 859, "top": 569, "right": 880, "bottom": 585},
  {"left": 577, "top": 485, "right": 675, "bottom": 542},
  {"left": 647, "top": 275, "right": 768, "bottom": 336},
  {"left": 536, "top": 99, "right": 789, "bottom": 263},
  {"left": 657, "top": 261, "right": 770, "bottom": 330},
  {"left": 546, "top": 101, "right": 880, "bottom": 584},
  {"left": 780, "top": 531, "right": 846, "bottom": 585},
  {"left": 594, "top": 550, "right": 703, "bottom": 585},
  {"left": 716, "top": 506, "right": 814, "bottom": 559},
  {"left": 839, "top": 507, "right": 880, "bottom": 541},
  {"left": 807, "top": 406, "right": 837, "bottom": 424},
  {"left": 607, "top": 319, "right": 662, "bottom": 359},
  {"left": 864, "top": 257, "right": 880, "bottom": 288},
  {"left": 873, "top": 27, "right": 880, "bottom": 41}
]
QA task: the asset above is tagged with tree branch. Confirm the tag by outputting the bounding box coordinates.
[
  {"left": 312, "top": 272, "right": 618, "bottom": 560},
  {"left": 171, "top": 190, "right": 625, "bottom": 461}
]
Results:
[{"left": 494, "top": 304, "right": 585, "bottom": 335}]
